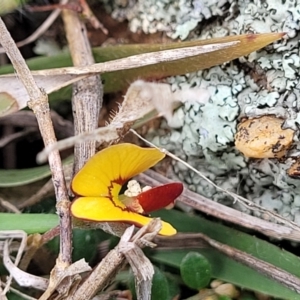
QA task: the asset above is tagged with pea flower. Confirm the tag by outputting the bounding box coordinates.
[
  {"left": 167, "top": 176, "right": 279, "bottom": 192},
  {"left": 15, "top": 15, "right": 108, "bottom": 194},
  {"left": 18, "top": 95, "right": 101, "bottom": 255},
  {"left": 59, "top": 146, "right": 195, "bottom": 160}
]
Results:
[{"left": 71, "top": 143, "right": 183, "bottom": 236}]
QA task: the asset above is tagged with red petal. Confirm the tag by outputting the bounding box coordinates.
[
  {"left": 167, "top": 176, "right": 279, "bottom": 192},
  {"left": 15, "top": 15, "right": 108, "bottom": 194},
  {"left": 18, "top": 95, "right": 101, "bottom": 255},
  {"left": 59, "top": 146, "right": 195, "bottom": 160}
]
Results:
[{"left": 136, "top": 183, "right": 183, "bottom": 214}]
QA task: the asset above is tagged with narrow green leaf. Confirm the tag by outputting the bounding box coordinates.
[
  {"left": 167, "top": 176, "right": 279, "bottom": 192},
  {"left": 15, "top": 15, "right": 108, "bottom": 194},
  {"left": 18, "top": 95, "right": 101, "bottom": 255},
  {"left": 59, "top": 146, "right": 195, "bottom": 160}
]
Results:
[
  {"left": 95, "top": 33, "right": 284, "bottom": 93},
  {"left": 0, "top": 156, "right": 72, "bottom": 187},
  {"left": 0, "top": 213, "right": 58, "bottom": 233},
  {"left": 0, "top": 33, "right": 284, "bottom": 96},
  {"left": 151, "top": 210, "right": 300, "bottom": 299},
  {"left": 0, "top": 165, "right": 51, "bottom": 187}
]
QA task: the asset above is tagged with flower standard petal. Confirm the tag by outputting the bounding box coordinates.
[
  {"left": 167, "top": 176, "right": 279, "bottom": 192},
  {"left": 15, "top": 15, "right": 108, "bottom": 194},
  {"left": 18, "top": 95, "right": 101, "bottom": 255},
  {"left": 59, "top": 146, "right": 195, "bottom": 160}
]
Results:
[
  {"left": 71, "top": 196, "right": 176, "bottom": 236},
  {"left": 72, "top": 143, "right": 165, "bottom": 197},
  {"left": 136, "top": 183, "right": 183, "bottom": 213}
]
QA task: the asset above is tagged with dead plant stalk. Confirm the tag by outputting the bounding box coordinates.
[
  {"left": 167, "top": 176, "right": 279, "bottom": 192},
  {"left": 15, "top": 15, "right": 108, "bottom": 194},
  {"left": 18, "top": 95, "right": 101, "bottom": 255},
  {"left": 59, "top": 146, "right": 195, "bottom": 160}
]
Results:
[
  {"left": 61, "top": 4, "right": 102, "bottom": 175},
  {"left": 0, "top": 18, "right": 72, "bottom": 265}
]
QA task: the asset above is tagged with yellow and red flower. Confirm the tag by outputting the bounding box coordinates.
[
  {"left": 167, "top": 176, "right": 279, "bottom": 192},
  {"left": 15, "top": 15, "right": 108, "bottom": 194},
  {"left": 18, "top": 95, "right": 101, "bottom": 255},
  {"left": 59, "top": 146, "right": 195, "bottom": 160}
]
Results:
[{"left": 71, "top": 143, "right": 183, "bottom": 236}]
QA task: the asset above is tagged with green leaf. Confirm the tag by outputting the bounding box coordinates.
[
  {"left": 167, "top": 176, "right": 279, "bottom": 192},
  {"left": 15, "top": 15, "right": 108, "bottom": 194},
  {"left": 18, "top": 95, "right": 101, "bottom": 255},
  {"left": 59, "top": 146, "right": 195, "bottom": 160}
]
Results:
[
  {"left": 151, "top": 266, "right": 170, "bottom": 300},
  {"left": 166, "top": 273, "right": 180, "bottom": 300},
  {"left": 0, "top": 165, "right": 51, "bottom": 188},
  {"left": 94, "top": 33, "right": 284, "bottom": 94},
  {"left": 180, "top": 252, "right": 211, "bottom": 289},
  {"left": 0, "top": 156, "right": 72, "bottom": 187},
  {"left": 0, "top": 33, "right": 284, "bottom": 96},
  {"left": 46, "top": 228, "right": 109, "bottom": 263},
  {"left": 0, "top": 213, "right": 58, "bottom": 233},
  {"left": 151, "top": 210, "right": 300, "bottom": 299}
]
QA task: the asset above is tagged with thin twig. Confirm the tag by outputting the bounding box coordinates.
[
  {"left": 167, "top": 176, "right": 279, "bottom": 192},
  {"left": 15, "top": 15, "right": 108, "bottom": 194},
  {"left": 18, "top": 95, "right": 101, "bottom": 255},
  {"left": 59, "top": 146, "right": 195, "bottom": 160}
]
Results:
[
  {"left": 18, "top": 178, "right": 54, "bottom": 209},
  {"left": 0, "top": 128, "right": 36, "bottom": 147},
  {"left": 30, "top": 41, "right": 240, "bottom": 77},
  {"left": 0, "top": 0, "right": 68, "bottom": 54},
  {"left": 131, "top": 129, "right": 300, "bottom": 232},
  {"left": 0, "top": 110, "right": 74, "bottom": 140},
  {"left": 79, "top": 0, "right": 108, "bottom": 33},
  {"left": 0, "top": 231, "right": 27, "bottom": 295},
  {"left": 138, "top": 170, "right": 300, "bottom": 242},
  {"left": 0, "top": 198, "right": 21, "bottom": 213},
  {"left": 157, "top": 232, "right": 300, "bottom": 293},
  {"left": 62, "top": 3, "right": 102, "bottom": 175},
  {"left": 0, "top": 18, "right": 72, "bottom": 265},
  {"left": 0, "top": 282, "right": 37, "bottom": 300},
  {"left": 71, "top": 219, "right": 161, "bottom": 300},
  {"left": 197, "top": 232, "right": 300, "bottom": 293}
]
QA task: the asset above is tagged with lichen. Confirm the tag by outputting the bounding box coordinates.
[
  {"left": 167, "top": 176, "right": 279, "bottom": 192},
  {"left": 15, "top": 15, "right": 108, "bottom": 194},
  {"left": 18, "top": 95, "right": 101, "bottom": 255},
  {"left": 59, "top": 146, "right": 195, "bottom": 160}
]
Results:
[
  {"left": 102, "top": 0, "right": 234, "bottom": 39},
  {"left": 106, "top": 0, "right": 300, "bottom": 223}
]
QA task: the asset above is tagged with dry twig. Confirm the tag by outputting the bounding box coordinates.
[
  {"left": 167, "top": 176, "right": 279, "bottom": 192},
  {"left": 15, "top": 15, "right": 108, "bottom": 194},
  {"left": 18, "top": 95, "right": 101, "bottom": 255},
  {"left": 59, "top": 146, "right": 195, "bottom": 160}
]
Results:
[
  {"left": 137, "top": 170, "right": 300, "bottom": 242},
  {"left": 71, "top": 219, "right": 161, "bottom": 300},
  {"left": 0, "top": 18, "right": 72, "bottom": 266},
  {"left": 132, "top": 129, "right": 300, "bottom": 234},
  {"left": 62, "top": 1, "right": 103, "bottom": 174},
  {"left": 0, "top": 0, "right": 69, "bottom": 54},
  {"left": 157, "top": 233, "right": 300, "bottom": 293}
]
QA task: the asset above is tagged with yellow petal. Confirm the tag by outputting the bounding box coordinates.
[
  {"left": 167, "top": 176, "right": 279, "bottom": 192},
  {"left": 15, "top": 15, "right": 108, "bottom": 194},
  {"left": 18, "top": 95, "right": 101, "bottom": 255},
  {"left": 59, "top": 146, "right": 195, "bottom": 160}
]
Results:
[
  {"left": 71, "top": 196, "right": 176, "bottom": 236},
  {"left": 72, "top": 143, "right": 165, "bottom": 197}
]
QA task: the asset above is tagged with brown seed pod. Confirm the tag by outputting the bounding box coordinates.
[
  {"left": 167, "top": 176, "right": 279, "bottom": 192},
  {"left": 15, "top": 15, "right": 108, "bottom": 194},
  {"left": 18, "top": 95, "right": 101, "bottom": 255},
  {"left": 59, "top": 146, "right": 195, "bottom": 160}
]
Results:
[{"left": 235, "top": 115, "right": 294, "bottom": 158}]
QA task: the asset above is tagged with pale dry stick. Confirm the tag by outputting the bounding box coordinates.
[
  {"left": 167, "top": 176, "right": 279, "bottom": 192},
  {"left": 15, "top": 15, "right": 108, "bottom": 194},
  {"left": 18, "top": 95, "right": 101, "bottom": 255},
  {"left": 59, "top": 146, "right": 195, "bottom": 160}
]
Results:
[
  {"left": 0, "top": 0, "right": 68, "bottom": 54},
  {"left": 0, "top": 197, "right": 21, "bottom": 213},
  {"left": 18, "top": 162, "right": 73, "bottom": 209},
  {"left": 3, "top": 239, "right": 49, "bottom": 291},
  {"left": 71, "top": 219, "right": 161, "bottom": 300},
  {"left": 0, "top": 230, "right": 27, "bottom": 295},
  {"left": 0, "top": 18, "right": 72, "bottom": 265},
  {"left": 130, "top": 129, "right": 300, "bottom": 232},
  {"left": 0, "top": 282, "right": 8, "bottom": 300},
  {"left": 34, "top": 40, "right": 237, "bottom": 162},
  {"left": 18, "top": 179, "right": 56, "bottom": 209},
  {"left": 0, "top": 128, "right": 36, "bottom": 147},
  {"left": 0, "top": 282, "right": 37, "bottom": 300},
  {"left": 32, "top": 41, "right": 239, "bottom": 77},
  {"left": 155, "top": 232, "right": 300, "bottom": 292},
  {"left": 138, "top": 170, "right": 300, "bottom": 242},
  {"left": 79, "top": 0, "right": 108, "bottom": 33},
  {"left": 0, "top": 111, "right": 74, "bottom": 140},
  {"left": 62, "top": 4, "right": 102, "bottom": 175},
  {"left": 18, "top": 234, "right": 43, "bottom": 271}
]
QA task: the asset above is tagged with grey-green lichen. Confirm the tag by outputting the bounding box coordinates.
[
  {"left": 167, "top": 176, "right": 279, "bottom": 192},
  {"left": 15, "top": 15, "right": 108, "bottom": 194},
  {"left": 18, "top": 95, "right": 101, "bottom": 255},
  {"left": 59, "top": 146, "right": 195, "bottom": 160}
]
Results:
[
  {"left": 102, "top": 0, "right": 233, "bottom": 40},
  {"left": 106, "top": 0, "right": 300, "bottom": 223}
]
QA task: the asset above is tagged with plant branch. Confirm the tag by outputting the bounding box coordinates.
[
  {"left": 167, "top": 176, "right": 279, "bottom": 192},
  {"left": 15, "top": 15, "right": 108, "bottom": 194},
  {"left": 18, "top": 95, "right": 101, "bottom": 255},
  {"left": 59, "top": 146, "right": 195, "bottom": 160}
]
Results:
[
  {"left": 0, "top": 17, "right": 72, "bottom": 266},
  {"left": 137, "top": 170, "right": 300, "bottom": 242},
  {"left": 62, "top": 2, "right": 102, "bottom": 175}
]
